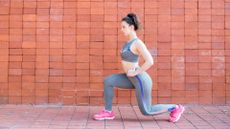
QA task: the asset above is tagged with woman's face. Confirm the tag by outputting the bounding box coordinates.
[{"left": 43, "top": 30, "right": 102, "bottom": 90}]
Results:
[{"left": 121, "top": 21, "right": 133, "bottom": 36}]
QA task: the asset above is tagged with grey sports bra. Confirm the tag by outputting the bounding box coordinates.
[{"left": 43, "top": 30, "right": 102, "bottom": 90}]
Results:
[{"left": 121, "top": 38, "right": 139, "bottom": 62}]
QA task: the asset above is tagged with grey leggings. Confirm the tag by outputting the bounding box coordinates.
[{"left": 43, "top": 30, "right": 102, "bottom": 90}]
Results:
[{"left": 104, "top": 72, "right": 176, "bottom": 115}]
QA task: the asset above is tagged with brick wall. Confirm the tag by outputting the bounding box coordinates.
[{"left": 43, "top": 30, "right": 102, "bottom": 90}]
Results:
[{"left": 0, "top": 0, "right": 229, "bottom": 105}]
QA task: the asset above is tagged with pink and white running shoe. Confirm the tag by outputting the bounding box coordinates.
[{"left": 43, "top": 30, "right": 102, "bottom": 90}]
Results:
[
  {"left": 169, "top": 105, "right": 185, "bottom": 123},
  {"left": 93, "top": 109, "right": 115, "bottom": 120}
]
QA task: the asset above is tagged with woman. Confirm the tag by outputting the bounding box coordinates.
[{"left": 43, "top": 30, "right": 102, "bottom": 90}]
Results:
[{"left": 93, "top": 13, "right": 185, "bottom": 122}]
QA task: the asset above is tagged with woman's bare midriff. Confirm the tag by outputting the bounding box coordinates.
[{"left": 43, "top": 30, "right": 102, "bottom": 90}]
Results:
[{"left": 121, "top": 60, "right": 140, "bottom": 74}]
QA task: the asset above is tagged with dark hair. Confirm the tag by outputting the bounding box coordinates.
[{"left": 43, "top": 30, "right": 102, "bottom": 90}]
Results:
[{"left": 121, "top": 13, "right": 140, "bottom": 31}]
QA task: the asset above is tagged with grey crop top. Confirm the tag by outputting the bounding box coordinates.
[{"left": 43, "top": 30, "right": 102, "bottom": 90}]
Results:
[{"left": 121, "top": 38, "right": 139, "bottom": 62}]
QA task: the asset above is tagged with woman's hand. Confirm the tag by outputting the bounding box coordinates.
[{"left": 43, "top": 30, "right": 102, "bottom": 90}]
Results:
[{"left": 127, "top": 68, "right": 139, "bottom": 77}]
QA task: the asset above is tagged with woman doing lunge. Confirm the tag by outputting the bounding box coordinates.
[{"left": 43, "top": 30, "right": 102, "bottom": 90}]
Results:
[{"left": 93, "top": 13, "right": 185, "bottom": 123}]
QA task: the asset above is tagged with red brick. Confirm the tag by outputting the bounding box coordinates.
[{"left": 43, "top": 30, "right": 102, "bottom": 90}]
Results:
[
  {"left": 8, "top": 75, "right": 22, "bottom": 82},
  {"left": 77, "top": 8, "right": 90, "bottom": 15},
  {"left": 158, "top": 83, "right": 171, "bottom": 90},
  {"left": 63, "top": 76, "right": 75, "bottom": 83},
  {"left": 172, "top": 90, "right": 185, "bottom": 97},
  {"left": 23, "top": 8, "right": 36, "bottom": 14},
  {"left": 157, "top": 69, "right": 171, "bottom": 76},
  {"left": 22, "top": 68, "right": 35, "bottom": 75},
  {"left": 76, "top": 70, "right": 89, "bottom": 76},
  {"left": 213, "top": 97, "right": 225, "bottom": 104},
  {"left": 171, "top": 97, "right": 186, "bottom": 104},
  {"left": 9, "top": 89, "right": 21, "bottom": 97},
  {"left": 10, "top": 8, "right": 22, "bottom": 14},
  {"left": 59, "top": 62, "right": 73, "bottom": 69},
  {"left": 37, "top": 1, "right": 50, "bottom": 8},
  {"left": 35, "top": 96, "right": 48, "bottom": 104},
  {"left": 76, "top": 90, "right": 89, "bottom": 97},
  {"left": 24, "top": 1, "right": 36, "bottom": 8},
  {"left": 199, "top": 1, "right": 211, "bottom": 9},
  {"left": 77, "top": 2, "right": 90, "bottom": 8},
  {"left": 186, "top": 91, "right": 198, "bottom": 97},
  {"left": 90, "top": 97, "right": 104, "bottom": 105},
  {"left": 212, "top": 22, "right": 224, "bottom": 29},
  {"left": 76, "top": 63, "right": 89, "bottom": 70},
  {"left": 89, "top": 83, "right": 102, "bottom": 90},
  {"left": 199, "top": 97, "right": 212, "bottom": 104},
  {"left": 199, "top": 83, "right": 212, "bottom": 91},
  {"left": 172, "top": 83, "right": 185, "bottom": 90},
  {"left": 63, "top": 97, "right": 75, "bottom": 105},
  {"left": 199, "top": 29, "right": 211, "bottom": 36},
  {"left": 9, "top": 96, "right": 21, "bottom": 104},
  {"left": 35, "top": 75, "right": 48, "bottom": 82},
  {"left": 158, "top": 97, "right": 172, "bottom": 104},
  {"left": 212, "top": 76, "right": 225, "bottom": 83},
  {"left": 22, "top": 89, "right": 34, "bottom": 97},
  {"left": 158, "top": 76, "right": 171, "bottom": 83},
  {"left": 9, "top": 69, "right": 21, "bottom": 76},
  {"left": 36, "top": 62, "right": 48, "bottom": 69},
  {"left": 199, "top": 77, "right": 212, "bottom": 84},
  {"left": 212, "top": 70, "right": 225, "bottom": 76},
  {"left": 185, "top": 83, "right": 198, "bottom": 91},
  {"left": 117, "top": 90, "right": 131, "bottom": 97},
  {"left": 198, "top": 50, "right": 211, "bottom": 57},
  {"left": 199, "top": 69, "right": 211, "bottom": 76},
  {"left": 76, "top": 76, "right": 89, "bottom": 83},
  {"left": 186, "top": 77, "right": 199, "bottom": 83},
  {"left": 185, "top": 97, "right": 198, "bottom": 104},
  {"left": 10, "top": 28, "right": 22, "bottom": 35},
  {"left": 212, "top": 0, "right": 224, "bottom": 9},
  {"left": 212, "top": 62, "right": 225, "bottom": 69},
  {"left": 172, "top": 62, "right": 185, "bottom": 70},
  {"left": 49, "top": 83, "right": 62, "bottom": 90},
  {"left": 37, "top": 9, "right": 49, "bottom": 15},
  {"left": 104, "top": 63, "right": 118, "bottom": 70},
  {"left": 49, "top": 76, "right": 63, "bottom": 83},
  {"left": 157, "top": 25, "right": 171, "bottom": 42},
  {"left": 63, "top": 70, "right": 75, "bottom": 77},
  {"left": 199, "top": 56, "right": 212, "bottom": 63},
  {"left": 10, "top": 56, "right": 22, "bottom": 62}
]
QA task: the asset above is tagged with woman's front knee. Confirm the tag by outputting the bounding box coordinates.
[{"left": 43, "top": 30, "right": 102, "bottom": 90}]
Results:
[{"left": 104, "top": 76, "right": 113, "bottom": 86}]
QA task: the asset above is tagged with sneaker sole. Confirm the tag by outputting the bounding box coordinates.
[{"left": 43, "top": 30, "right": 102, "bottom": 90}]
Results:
[
  {"left": 94, "top": 116, "right": 115, "bottom": 121},
  {"left": 171, "top": 106, "right": 185, "bottom": 123}
]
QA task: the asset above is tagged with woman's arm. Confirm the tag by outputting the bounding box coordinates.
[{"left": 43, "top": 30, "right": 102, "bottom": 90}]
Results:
[
  {"left": 135, "top": 41, "right": 154, "bottom": 74},
  {"left": 127, "top": 40, "right": 154, "bottom": 77}
]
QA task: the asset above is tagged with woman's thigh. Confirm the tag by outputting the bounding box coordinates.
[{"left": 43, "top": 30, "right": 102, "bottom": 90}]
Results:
[{"left": 104, "top": 73, "right": 135, "bottom": 89}]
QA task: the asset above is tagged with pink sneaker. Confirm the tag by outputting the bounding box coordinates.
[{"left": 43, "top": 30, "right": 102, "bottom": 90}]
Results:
[
  {"left": 93, "top": 109, "right": 115, "bottom": 120},
  {"left": 169, "top": 105, "right": 185, "bottom": 123}
]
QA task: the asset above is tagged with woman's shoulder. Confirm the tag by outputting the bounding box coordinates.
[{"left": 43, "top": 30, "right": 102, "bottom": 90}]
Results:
[{"left": 134, "top": 38, "right": 145, "bottom": 47}]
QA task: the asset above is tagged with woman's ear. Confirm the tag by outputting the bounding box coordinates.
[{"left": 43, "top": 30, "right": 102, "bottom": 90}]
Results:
[{"left": 130, "top": 25, "right": 135, "bottom": 30}]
